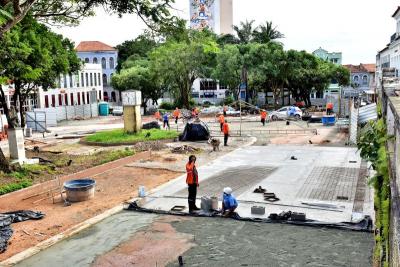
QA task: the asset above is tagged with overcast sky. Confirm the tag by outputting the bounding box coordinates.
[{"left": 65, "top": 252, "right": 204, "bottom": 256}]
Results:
[{"left": 53, "top": 0, "right": 400, "bottom": 64}]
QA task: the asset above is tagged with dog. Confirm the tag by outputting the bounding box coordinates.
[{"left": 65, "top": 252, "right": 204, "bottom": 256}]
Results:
[{"left": 208, "top": 138, "right": 221, "bottom": 152}]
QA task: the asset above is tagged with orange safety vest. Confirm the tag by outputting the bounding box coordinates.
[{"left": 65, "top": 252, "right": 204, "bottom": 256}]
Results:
[
  {"left": 326, "top": 103, "right": 333, "bottom": 109},
  {"left": 261, "top": 111, "right": 267, "bottom": 119},
  {"left": 155, "top": 111, "right": 161, "bottom": 119},
  {"left": 223, "top": 123, "right": 229, "bottom": 135},
  {"left": 173, "top": 109, "right": 180, "bottom": 118},
  {"left": 219, "top": 115, "right": 225, "bottom": 124},
  {"left": 186, "top": 162, "right": 198, "bottom": 185}
]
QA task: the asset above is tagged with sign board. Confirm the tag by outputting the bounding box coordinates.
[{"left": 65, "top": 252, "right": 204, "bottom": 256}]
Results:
[{"left": 122, "top": 90, "right": 142, "bottom": 106}]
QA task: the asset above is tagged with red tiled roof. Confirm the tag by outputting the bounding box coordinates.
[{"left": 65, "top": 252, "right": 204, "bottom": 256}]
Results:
[
  {"left": 343, "top": 64, "right": 375, "bottom": 74},
  {"left": 393, "top": 6, "right": 400, "bottom": 17},
  {"left": 75, "top": 41, "right": 116, "bottom": 52}
]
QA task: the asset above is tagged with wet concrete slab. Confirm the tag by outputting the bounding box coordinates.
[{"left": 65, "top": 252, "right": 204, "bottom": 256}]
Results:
[{"left": 139, "top": 145, "right": 374, "bottom": 224}]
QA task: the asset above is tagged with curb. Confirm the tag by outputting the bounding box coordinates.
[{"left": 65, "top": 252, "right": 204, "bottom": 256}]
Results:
[{"left": 79, "top": 138, "right": 176, "bottom": 147}]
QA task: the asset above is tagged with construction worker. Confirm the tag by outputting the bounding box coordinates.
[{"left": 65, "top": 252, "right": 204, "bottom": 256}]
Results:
[
  {"left": 186, "top": 155, "right": 200, "bottom": 213},
  {"left": 154, "top": 110, "right": 161, "bottom": 121},
  {"left": 222, "top": 187, "right": 238, "bottom": 217},
  {"left": 218, "top": 114, "right": 225, "bottom": 132},
  {"left": 173, "top": 107, "right": 180, "bottom": 124},
  {"left": 223, "top": 106, "right": 227, "bottom": 116},
  {"left": 326, "top": 102, "right": 334, "bottom": 115},
  {"left": 260, "top": 110, "right": 267, "bottom": 126},
  {"left": 163, "top": 113, "right": 170, "bottom": 130},
  {"left": 223, "top": 119, "right": 230, "bottom": 146}
]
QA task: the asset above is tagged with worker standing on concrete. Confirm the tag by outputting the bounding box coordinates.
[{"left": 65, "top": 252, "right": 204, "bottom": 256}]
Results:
[
  {"left": 173, "top": 107, "right": 180, "bottom": 124},
  {"left": 163, "top": 113, "right": 170, "bottom": 130},
  {"left": 186, "top": 155, "right": 200, "bottom": 213},
  {"left": 223, "top": 106, "right": 227, "bottom": 116},
  {"left": 260, "top": 110, "right": 267, "bottom": 126},
  {"left": 222, "top": 187, "right": 238, "bottom": 217},
  {"left": 223, "top": 119, "right": 230, "bottom": 146},
  {"left": 326, "top": 102, "right": 334, "bottom": 115},
  {"left": 219, "top": 114, "right": 225, "bottom": 132}
]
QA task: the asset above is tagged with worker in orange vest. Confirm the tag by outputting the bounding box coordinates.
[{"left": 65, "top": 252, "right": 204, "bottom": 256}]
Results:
[
  {"left": 223, "top": 119, "right": 230, "bottom": 146},
  {"left": 173, "top": 107, "right": 180, "bottom": 124},
  {"left": 326, "top": 102, "right": 334, "bottom": 115},
  {"left": 260, "top": 110, "right": 267, "bottom": 126},
  {"left": 219, "top": 114, "right": 225, "bottom": 132},
  {"left": 154, "top": 110, "right": 161, "bottom": 121},
  {"left": 186, "top": 155, "right": 200, "bottom": 213}
]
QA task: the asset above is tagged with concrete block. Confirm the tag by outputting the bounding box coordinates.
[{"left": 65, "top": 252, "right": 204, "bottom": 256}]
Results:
[
  {"left": 201, "top": 196, "right": 212, "bottom": 211},
  {"left": 8, "top": 128, "right": 26, "bottom": 163},
  {"left": 251, "top": 206, "right": 265, "bottom": 215}
]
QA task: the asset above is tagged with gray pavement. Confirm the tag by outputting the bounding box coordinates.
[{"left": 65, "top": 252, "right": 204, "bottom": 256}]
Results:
[{"left": 140, "top": 145, "right": 374, "bottom": 224}]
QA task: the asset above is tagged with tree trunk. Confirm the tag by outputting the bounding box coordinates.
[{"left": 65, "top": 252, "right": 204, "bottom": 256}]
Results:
[
  {"left": 19, "top": 92, "right": 26, "bottom": 128},
  {"left": 0, "top": 88, "right": 11, "bottom": 173}
]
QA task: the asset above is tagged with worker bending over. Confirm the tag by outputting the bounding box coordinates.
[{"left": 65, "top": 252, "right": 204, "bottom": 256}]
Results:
[
  {"left": 222, "top": 187, "right": 238, "bottom": 217},
  {"left": 186, "top": 155, "right": 200, "bottom": 213},
  {"left": 326, "top": 102, "right": 334, "bottom": 115},
  {"left": 223, "top": 119, "right": 230, "bottom": 146}
]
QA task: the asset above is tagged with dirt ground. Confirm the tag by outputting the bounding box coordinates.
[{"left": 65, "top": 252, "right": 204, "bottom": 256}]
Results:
[{"left": 0, "top": 151, "right": 179, "bottom": 261}]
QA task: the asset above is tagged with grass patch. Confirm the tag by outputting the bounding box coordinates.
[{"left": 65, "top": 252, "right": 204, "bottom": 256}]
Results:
[
  {"left": 0, "top": 179, "right": 32, "bottom": 195},
  {"left": 96, "top": 148, "right": 135, "bottom": 165},
  {"left": 84, "top": 129, "right": 179, "bottom": 145}
]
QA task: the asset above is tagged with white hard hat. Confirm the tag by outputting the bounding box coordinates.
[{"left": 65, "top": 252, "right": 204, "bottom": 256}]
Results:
[{"left": 223, "top": 187, "right": 232, "bottom": 195}]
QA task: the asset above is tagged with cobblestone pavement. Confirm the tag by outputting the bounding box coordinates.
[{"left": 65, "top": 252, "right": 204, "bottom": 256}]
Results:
[
  {"left": 167, "top": 216, "right": 374, "bottom": 267},
  {"left": 174, "top": 166, "right": 276, "bottom": 197}
]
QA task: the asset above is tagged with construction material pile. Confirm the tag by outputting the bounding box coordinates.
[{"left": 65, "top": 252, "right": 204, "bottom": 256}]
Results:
[
  {"left": 171, "top": 145, "right": 201, "bottom": 154},
  {"left": 133, "top": 141, "right": 167, "bottom": 152}
]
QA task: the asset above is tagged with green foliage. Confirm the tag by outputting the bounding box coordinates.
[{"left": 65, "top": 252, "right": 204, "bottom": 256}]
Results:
[
  {"left": 223, "top": 95, "right": 234, "bottom": 105},
  {"left": 357, "top": 118, "right": 391, "bottom": 265},
  {"left": 159, "top": 102, "right": 175, "bottom": 110},
  {"left": 85, "top": 129, "right": 179, "bottom": 144},
  {"left": 0, "top": 179, "right": 32, "bottom": 195}
]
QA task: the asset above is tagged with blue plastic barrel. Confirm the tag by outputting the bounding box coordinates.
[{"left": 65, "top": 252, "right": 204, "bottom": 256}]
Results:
[
  {"left": 98, "top": 102, "right": 109, "bottom": 116},
  {"left": 322, "top": 115, "right": 336, "bottom": 126}
]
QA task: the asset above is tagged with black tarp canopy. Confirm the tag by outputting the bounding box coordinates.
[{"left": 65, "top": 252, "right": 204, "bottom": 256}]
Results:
[{"left": 179, "top": 120, "right": 210, "bottom": 141}]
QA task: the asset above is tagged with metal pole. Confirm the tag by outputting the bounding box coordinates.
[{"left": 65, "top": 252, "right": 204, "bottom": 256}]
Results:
[{"left": 239, "top": 100, "right": 242, "bottom": 137}]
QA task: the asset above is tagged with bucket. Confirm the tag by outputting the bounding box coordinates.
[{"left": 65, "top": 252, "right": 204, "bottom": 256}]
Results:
[
  {"left": 64, "top": 179, "right": 96, "bottom": 202},
  {"left": 138, "top": 186, "right": 146, "bottom": 197}
]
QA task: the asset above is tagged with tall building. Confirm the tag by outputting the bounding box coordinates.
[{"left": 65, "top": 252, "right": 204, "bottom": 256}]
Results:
[
  {"left": 189, "top": 0, "right": 233, "bottom": 35},
  {"left": 76, "top": 41, "right": 121, "bottom": 104}
]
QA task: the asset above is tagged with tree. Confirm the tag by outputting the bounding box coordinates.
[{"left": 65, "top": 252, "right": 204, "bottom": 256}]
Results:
[
  {"left": 213, "top": 45, "right": 243, "bottom": 99},
  {"left": 115, "top": 34, "right": 157, "bottom": 72},
  {"left": 0, "top": 0, "right": 177, "bottom": 38},
  {"left": 252, "top": 21, "right": 284, "bottom": 44},
  {"left": 232, "top": 20, "right": 256, "bottom": 44},
  {"left": 149, "top": 30, "right": 218, "bottom": 108},
  {"left": 112, "top": 59, "right": 163, "bottom": 113},
  {"left": 0, "top": 15, "right": 80, "bottom": 128}
]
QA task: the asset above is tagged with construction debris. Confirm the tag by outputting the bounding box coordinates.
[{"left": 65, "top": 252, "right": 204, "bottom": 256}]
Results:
[
  {"left": 253, "top": 186, "right": 266, "bottom": 193},
  {"left": 171, "top": 145, "right": 201, "bottom": 154},
  {"left": 133, "top": 141, "right": 167, "bottom": 152}
]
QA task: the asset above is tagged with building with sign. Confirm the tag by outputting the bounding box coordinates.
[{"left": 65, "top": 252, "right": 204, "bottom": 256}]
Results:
[
  {"left": 76, "top": 41, "right": 120, "bottom": 104},
  {"left": 189, "top": 0, "right": 233, "bottom": 35}
]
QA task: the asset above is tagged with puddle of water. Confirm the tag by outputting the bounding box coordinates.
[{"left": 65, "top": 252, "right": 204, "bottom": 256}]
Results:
[{"left": 16, "top": 212, "right": 157, "bottom": 267}]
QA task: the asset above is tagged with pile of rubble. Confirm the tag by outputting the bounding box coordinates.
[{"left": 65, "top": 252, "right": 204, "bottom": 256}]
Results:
[{"left": 171, "top": 145, "right": 201, "bottom": 154}]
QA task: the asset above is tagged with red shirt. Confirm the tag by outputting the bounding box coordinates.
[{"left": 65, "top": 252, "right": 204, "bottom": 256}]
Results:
[{"left": 223, "top": 123, "right": 229, "bottom": 135}]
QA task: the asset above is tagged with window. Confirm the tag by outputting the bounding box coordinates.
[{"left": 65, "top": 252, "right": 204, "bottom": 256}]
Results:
[
  {"left": 64, "top": 93, "right": 68, "bottom": 106},
  {"left": 58, "top": 94, "right": 62, "bottom": 106},
  {"left": 200, "top": 80, "right": 217, "bottom": 90},
  {"left": 78, "top": 92, "right": 81, "bottom": 105},
  {"left": 84, "top": 58, "right": 89, "bottom": 63},
  {"left": 362, "top": 75, "right": 368, "bottom": 85},
  {"left": 87, "top": 92, "right": 90, "bottom": 104},
  {"left": 51, "top": 95, "right": 56, "bottom": 107},
  {"left": 111, "top": 91, "right": 116, "bottom": 102},
  {"left": 353, "top": 76, "right": 359, "bottom": 82},
  {"left": 44, "top": 95, "right": 49, "bottom": 108},
  {"left": 85, "top": 73, "right": 89, "bottom": 87},
  {"left": 102, "top": 74, "right": 108, "bottom": 86},
  {"left": 94, "top": 74, "right": 97, "bottom": 86},
  {"left": 109, "top": 57, "right": 115, "bottom": 69},
  {"left": 98, "top": 73, "right": 101, "bottom": 85},
  {"left": 101, "top": 57, "right": 106, "bottom": 69},
  {"left": 110, "top": 73, "right": 113, "bottom": 83},
  {"left": 82, "top": 92, "right": 85, "bottom": 104},
  {"left": 81, "top": 73, "right": 84, "bottom": 87},
  {"left": 219, "top": 83, "right": 228, "bottom": 90},
  {"left": 76, "top": 74, "right": 80, "bottom": 87},
  {"left": 99, "top": 90, "right": 102, "bottom": 100},
  {"left": 70, "top": 93, "right": 74, "bottom": 105},
  {"left": 69, "top": 74, "right": 73, "bottom": 88},
  {"left": 104, "top": 92, "right": 109, "bottom": 101},
  {"left": 90, "top": 73, "right": 93, "bottom": 86},
  {"left": 93, "top": 57, "right": 98, "bottom": 64}
]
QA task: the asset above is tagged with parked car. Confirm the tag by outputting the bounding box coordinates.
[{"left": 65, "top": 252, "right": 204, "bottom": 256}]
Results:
[
  {"left": 269, "top": 106, "right": 303, "bottom": 121},
  {"left": 112, "top": 106, "right": 123, "bottom": 116}
]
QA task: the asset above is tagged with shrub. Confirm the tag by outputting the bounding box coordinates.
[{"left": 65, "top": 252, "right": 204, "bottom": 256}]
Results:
[{"left": 159, "top": 102, "right": 175, "bottom": 110}]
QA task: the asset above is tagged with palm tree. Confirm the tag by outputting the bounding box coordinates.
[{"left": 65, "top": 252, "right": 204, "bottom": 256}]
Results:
[
  {"left": 253, "top": 21, "right": 284, "bottom": 44},
  {"left": 232, "top": 20, "right": 256, "bottom": 44}
]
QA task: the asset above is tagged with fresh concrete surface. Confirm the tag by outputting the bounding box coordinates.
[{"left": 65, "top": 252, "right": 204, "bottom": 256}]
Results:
[
  {"left": 15, "top": 212, "right": 157, "bottom": 267},
  {"left": 140, "top": 145, "right": 374, "bottom": 224}
]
